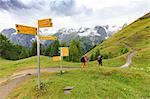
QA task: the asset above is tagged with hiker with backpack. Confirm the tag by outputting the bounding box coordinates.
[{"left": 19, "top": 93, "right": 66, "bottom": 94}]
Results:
[
  {"left": 81, "top": 54, "right": 88, "bottom": 70},
  {"left": 97, "top": 55, "right": 103, "bottom": 66}
]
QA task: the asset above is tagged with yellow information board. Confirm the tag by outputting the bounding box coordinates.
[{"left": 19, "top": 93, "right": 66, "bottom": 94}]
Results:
[
  {"left": 38, "top": 36, "right": 57, "bottom": 40},
  {"left": 38, "top": 18, "right": 52, "bottom": 28},
  {"left": 53, "top": 56, "right": 61, "bottom": 61},
  {"left": 16, "top": 24, "right": 37, "bottom": 35},
  {"left": 61, "top": 47, "right": 69, "bottom": 56}
]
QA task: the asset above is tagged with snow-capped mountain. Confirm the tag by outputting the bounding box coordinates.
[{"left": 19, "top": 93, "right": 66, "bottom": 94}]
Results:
[
  {"left": 1, "top": 28, "right": 35, "bottom": 47},
  {"left": 104, "top": 23, "right": 127, "bottom": 37},
  {"left": 0, "top": 24, "right": 125, "bottom": 49}
]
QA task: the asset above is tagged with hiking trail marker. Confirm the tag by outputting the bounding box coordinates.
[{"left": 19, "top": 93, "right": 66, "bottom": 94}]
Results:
[
  {"left": 38, "top": 18, "right": 53, "bottom": 28},
  {"left": 16, "top": 24, "right": 37, "bottom": 35},
  {"left": 38, "top": 36, "right": 57, "bottom": 40},
  {"left": 61, "top": 47, "right": 69, "bottom": 57},
  {"left": 59, "top": 47, "right": 69, "bottom": 74},
  {"left": 16, "top": 18, "right": 56, "bottom": 89},
  {"left": 53, "top": 56, "right": 61, "bottom": 61}
]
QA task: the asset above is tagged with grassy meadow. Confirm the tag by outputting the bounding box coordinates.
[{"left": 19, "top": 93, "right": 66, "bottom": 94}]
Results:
[
  {"left": 8, "top": 67, "right": 150, "bottom": 98},
  {"left": 0, "top": 54, "right": 126, "bottom": 77}
]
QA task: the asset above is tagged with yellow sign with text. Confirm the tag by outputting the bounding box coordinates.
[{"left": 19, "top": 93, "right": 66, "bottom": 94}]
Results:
[
  {"left": 16, "top": 24, "right": 37, "bottom": 35},
  {"left": 38, "top": 18, "right": 52, "bottom": 28},
  {"left": 61, "top": 47, "right": 69, "bottom": 56},
  {"left": 53, "top": 56, "right": 61, "bottom": 61},
  {"left": 38, "top": 36, "right": 57, "bottom": 40}
]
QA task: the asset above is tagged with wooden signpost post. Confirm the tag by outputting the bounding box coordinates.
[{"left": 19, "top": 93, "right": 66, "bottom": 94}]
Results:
[{"left": 16, "top": 18, "right": 56, "bottom": 89}]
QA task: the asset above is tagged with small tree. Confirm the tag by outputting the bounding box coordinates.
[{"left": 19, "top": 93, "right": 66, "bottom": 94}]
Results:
[
  {"left": 19, "top": 47, "right": 30, "bottom": 59},
  {"left": 120, "top": 48, "right": 129, "bottom": 54},
  {"left": 31, "top": 41, "right": 37, "bottom": 56},
  {"left": 69, "top": 39, "right": 82, "bottom": 62},
  {"left": 95, "top": 49, "right": 100, "bottom": 60},
  {"left": 61, "top": 41, "right": 67, "bottom": 47},
  {"left": 90, "top": 53, "right": 95, "bottom": 61},
  {"left": 50, "top": 40, "right": 60, "bottom": 56},
  {"left": 44, "top": 44, "right": 51, "bottom": 56},
  {"left": 40, "top": 44, "right": 45, "bottom": 55}
]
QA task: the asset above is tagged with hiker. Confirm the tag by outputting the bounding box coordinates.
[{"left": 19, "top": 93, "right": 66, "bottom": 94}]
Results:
[
  {"left": 97, "top": 55, "right": 103, "bottom": 66},
  {"left": 81, "top": 54, "right": 88, "bottom": 70}
]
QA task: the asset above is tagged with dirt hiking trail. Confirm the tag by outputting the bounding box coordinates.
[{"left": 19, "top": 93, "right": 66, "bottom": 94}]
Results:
[{"left": 0, "top": 67, "right": 78, "bottom": 99}]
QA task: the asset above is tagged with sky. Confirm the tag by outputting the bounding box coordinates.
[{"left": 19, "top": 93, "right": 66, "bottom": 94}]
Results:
[{"left": 0, "top": 0, "right": 150, "bottom": 31}]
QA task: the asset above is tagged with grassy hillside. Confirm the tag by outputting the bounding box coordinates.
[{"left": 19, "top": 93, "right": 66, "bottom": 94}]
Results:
[
  {"left": 8, "top": 67, "right": 150, "bottom": 98},
  {"left": 88, "top": 12, "right": 150, "bottom": 58},
  {"left": 131, "top": 48, "right": 150, "bottom": 73}
]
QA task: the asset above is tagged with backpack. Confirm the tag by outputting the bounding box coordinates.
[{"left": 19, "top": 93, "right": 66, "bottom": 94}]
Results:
[
  {"left": 98, "top": 56, "right": 102, "bottom": 61},
  {"left": 80, "top": 56, "right": 85, "bottom": 62}
]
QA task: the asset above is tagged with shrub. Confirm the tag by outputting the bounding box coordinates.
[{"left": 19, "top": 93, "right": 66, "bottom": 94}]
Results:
[
  {"left": 103, "top": 54, "right": 109, "bottom": 59},
  {"left": 120, "top": 48, "right": 129, "bottom": 54},
  {"left": 90, "top": 53, "right": 95, "bottom": 61}
]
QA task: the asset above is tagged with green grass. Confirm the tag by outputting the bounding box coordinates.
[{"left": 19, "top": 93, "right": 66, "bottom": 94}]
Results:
[
  {"left": 0, "top": 53, "right": 127, "bottom": 78},
  {"left": 89, "top": 53, "right": 126, "bottom": 67},
  {"left": 8, "top": 67, "right": 150, "bottom": 99},
  {"left": 0, "top": 56, "right": 81, "bottom": 77},
  {"left": 131, "top": 48, "right": 150, "bottom": 73}
]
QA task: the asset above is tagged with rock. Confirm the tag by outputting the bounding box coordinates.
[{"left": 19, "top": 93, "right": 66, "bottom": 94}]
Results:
[
  {"left": 64, "top": 86, "right": 74, "bottom": 94},
  {"left": 64, "top": 90, "right": 71, "bottom": 94},
  {"left": 64, "top": 86, "right": 74, "bottom": 90}
]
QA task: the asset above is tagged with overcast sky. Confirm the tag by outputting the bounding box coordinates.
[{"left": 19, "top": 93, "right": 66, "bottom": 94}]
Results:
[{"left": 0, "top": 0, "right": 150, "bottom": 31}]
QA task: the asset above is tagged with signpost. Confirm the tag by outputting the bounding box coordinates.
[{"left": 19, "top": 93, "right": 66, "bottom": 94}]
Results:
[
  {"left": 38, "top": 18, "right": 53, "bottom": 28},
  {"left": 37, "top": 18, "right": 53, "bottom": 89},
  {"left": 38, "top": 36, "right": 57, "bottom": 40},
  {"left": 53, "top": 56, "right": 61, "bottom": 61},
  {"left": 59, "top": 47, "right": 69, "bottom": 74},
  {"left": 16, "top": 24, "right": 37, "bottom": 35},
  {"left": 61, "top": 47, "right": 69, "bottom": 56},
  {"left": 16, "top": 18, "right": 55, "bottom": 89},
  {"left": 36, "top": 35, "right": 40, "bottom": 89}
]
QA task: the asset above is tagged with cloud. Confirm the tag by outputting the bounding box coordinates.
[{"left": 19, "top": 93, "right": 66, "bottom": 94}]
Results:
[
  {"left": 0, "top": 0, "right": 93, "bottom": 30},
  {"left": 0, "top": 0, "right": 29, "bottom": 10},
  {"left": 0, "top": 0, "right": 149, "bottom": 31},
  {"left": 84, "top": 0, "right": 150, "bottom": 26},
  {"left": 0, "top": 0, "right": 93, "bottom": 17},
  {"left": 49, "top": 0, "right": 75, "bottom": 15},
  {"left": 49, "top": 0, "right": 92, "bottom": 16}
]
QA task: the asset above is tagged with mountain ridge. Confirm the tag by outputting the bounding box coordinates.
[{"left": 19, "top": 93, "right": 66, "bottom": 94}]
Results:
[{"left": 0, "top": 25, "right": 124, "bottom": 49}]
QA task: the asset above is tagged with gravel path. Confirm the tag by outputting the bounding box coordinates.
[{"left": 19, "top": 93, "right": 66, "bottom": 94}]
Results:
[
  {"left": 119, "top": 51, "right": 136, "bottom": 68},
  {"left": 0, "top": 67, "right": 78, "bottom": 99}
]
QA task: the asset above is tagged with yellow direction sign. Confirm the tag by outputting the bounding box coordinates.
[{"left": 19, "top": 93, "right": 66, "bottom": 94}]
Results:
[
  {"left": 16, "top": 24, "right": 37, "bottom": 35},
  {"left": 38, "top": 36, "right": 57, "bottom": 40},
  {"left": 38, "top": 18, "right": 53, "bottom": 28},
  {"left": 61, "top": 47, "right": 69, "bottom": 56},
  {"left": 53, "top": 56, "right": 61, "bottom": 61}
]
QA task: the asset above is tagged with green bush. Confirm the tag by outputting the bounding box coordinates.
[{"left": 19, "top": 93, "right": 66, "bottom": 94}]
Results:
[
  {"left": 90, "top": 53, "right": 95, "bottom": 61},
  {"left": 102, "top": 54, "right": 109, "bottom": 59},
  {"left": 120, "top": 48, "right": 129, "bottom": 54}
]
